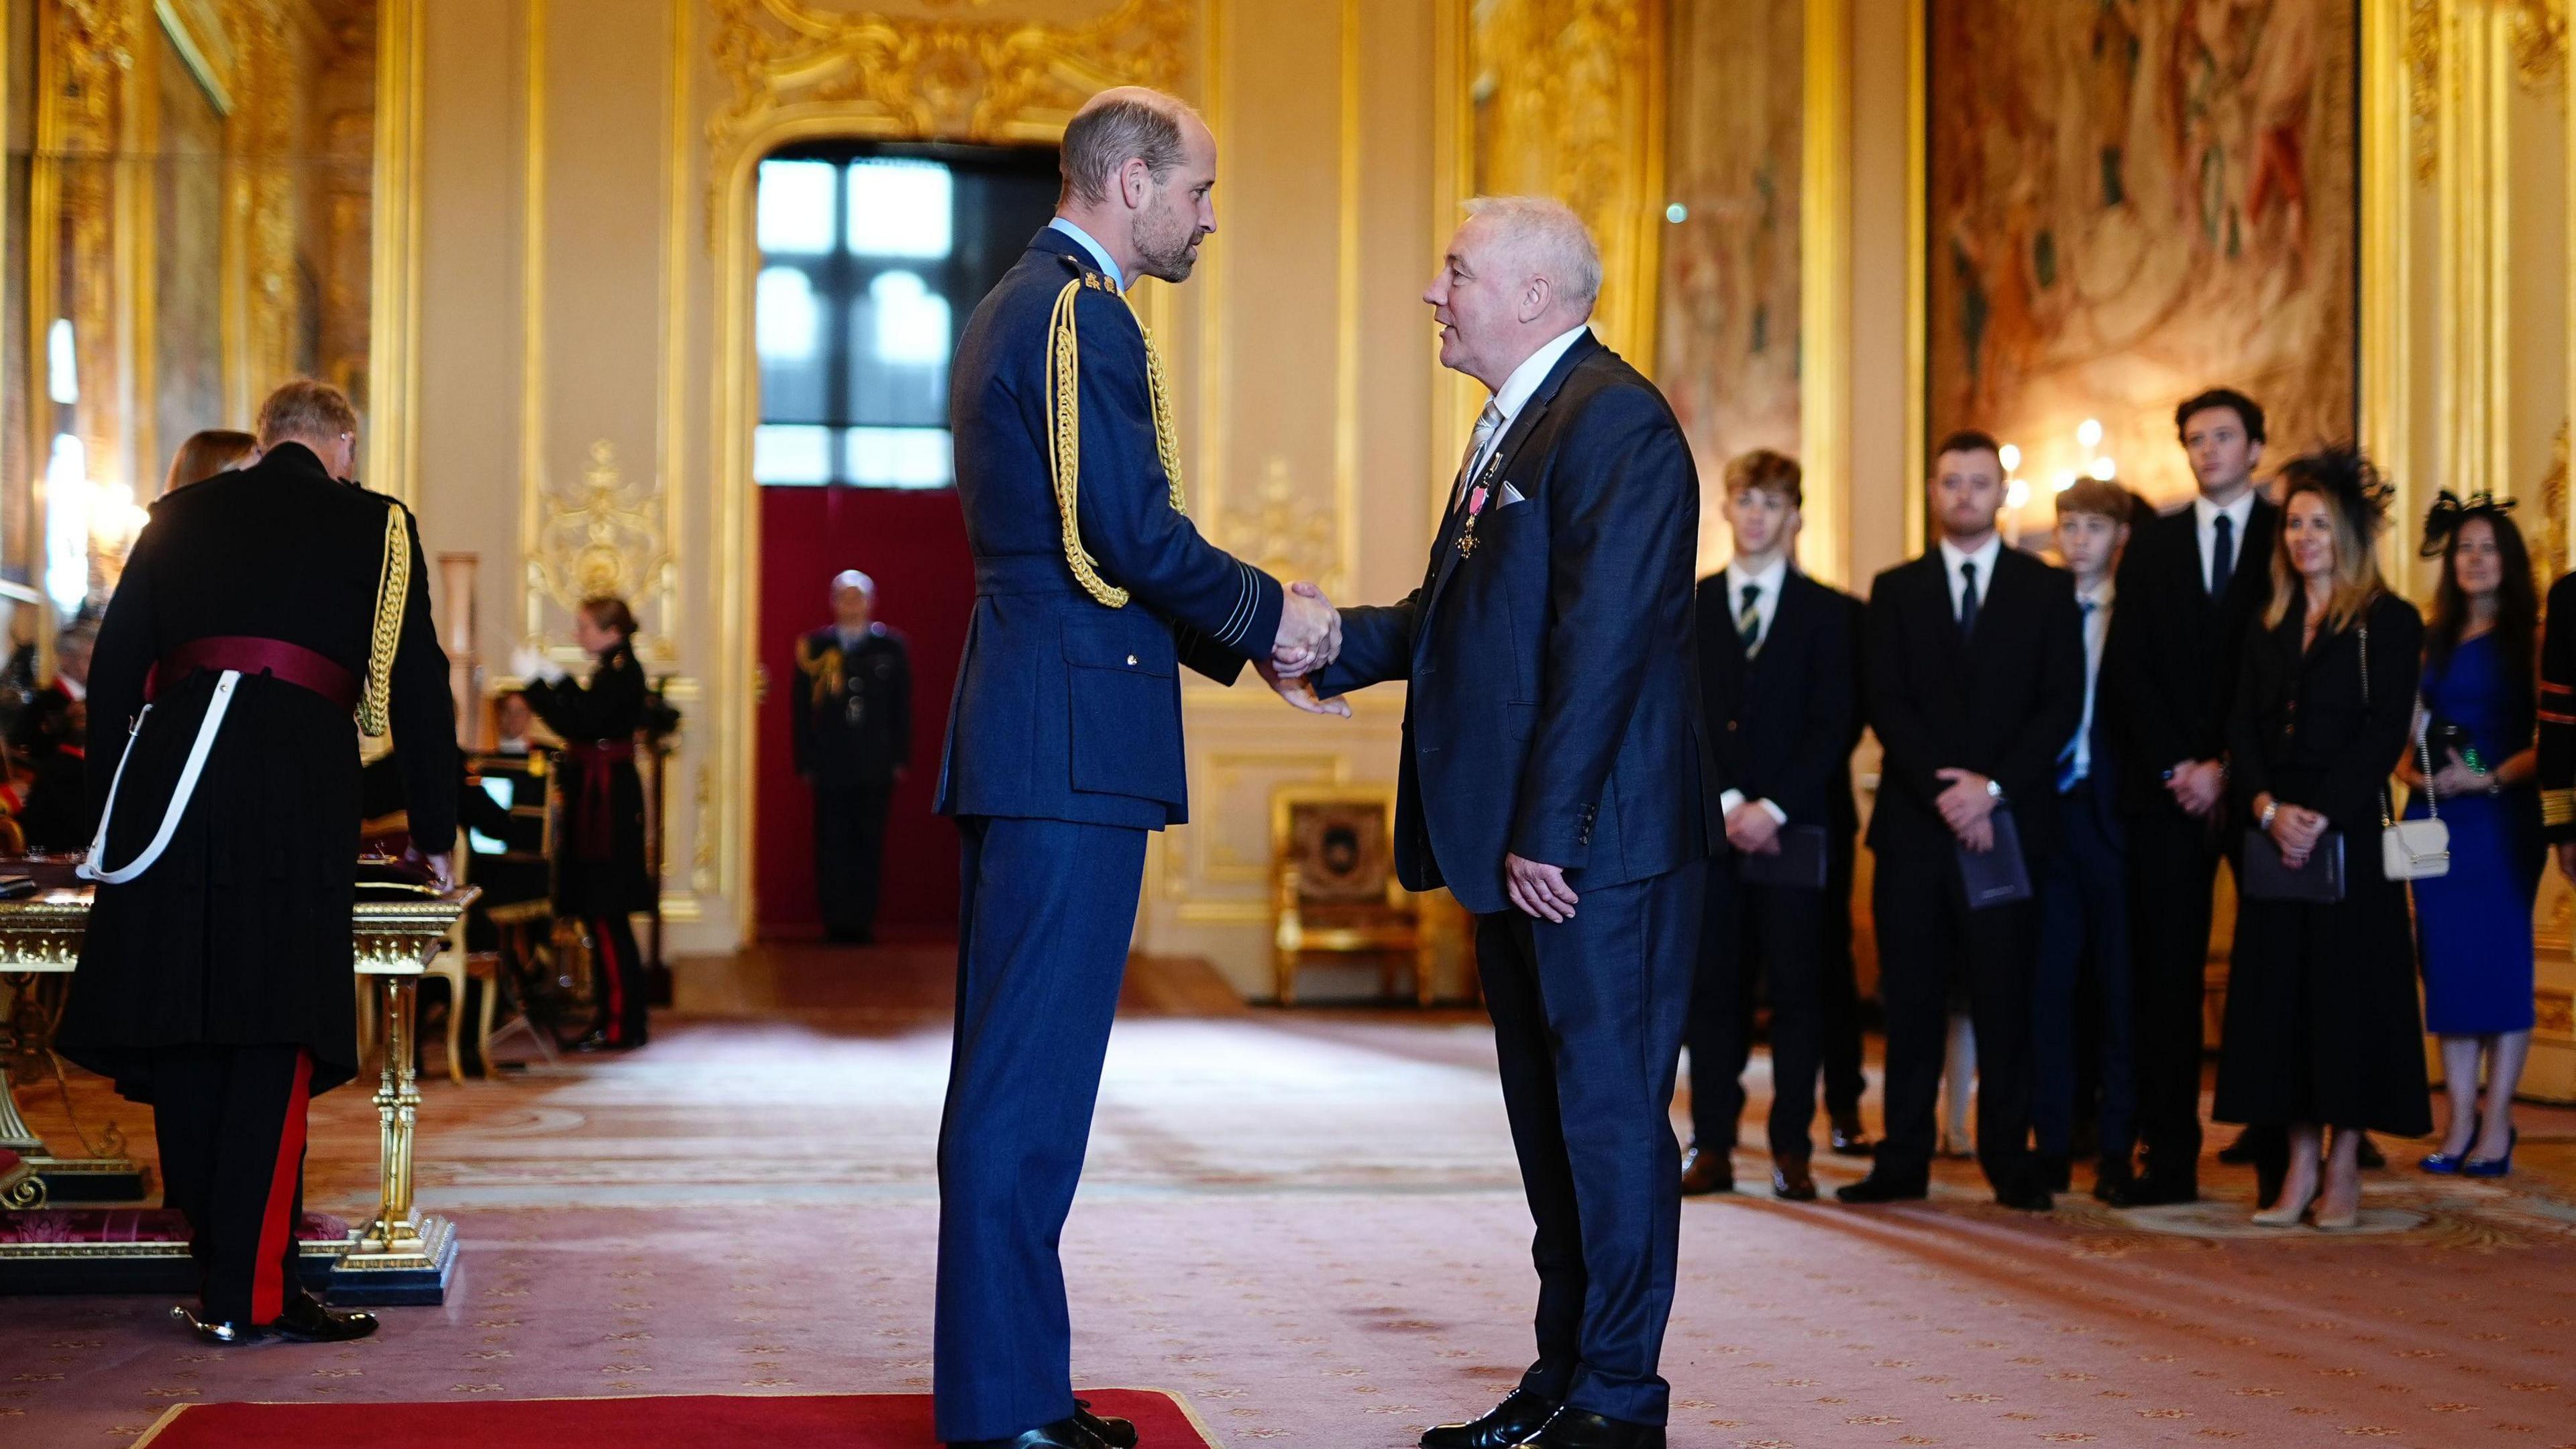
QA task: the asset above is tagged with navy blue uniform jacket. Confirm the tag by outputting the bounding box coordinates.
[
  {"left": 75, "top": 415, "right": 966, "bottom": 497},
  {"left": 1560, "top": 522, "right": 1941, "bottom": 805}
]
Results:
[
  {"left": 1313, "top": 333, "right": 1718, "bottom": 915},
  {"left": 936, "top": 229, "right": 1283, "bottom": 830}
]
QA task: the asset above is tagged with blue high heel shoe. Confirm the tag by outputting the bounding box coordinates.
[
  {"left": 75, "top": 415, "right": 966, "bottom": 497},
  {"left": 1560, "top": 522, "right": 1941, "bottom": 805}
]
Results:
[
  {"left": 2420, "top": 1114, "right": 2478, "bottom": 1174},
  {"left": 2462, "top": 1128, "right": 2516, "bottom": 1179}
]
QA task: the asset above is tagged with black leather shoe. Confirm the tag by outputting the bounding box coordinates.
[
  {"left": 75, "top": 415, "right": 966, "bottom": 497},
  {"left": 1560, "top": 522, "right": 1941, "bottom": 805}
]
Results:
[
  {"left": 1835, "top": 1171, "right": 1927, "bottom": 1204},
  {"left": 1421, "top": 1389, "right": 1560, "bottom": 1449},
  {"left": 270, "top": 1291, "right": 378, "bottom": 1343},
  {"left": 1678, "top": 1145, "right": 1733, "bottom": 1195},
  {"left": 948, "top": 1417, "right": 1106, "bottom": 1449},
  {"left": 1521, "top": 1408, "right": 1664, "bottom": 1448},
  {"left": 1074, "top": 1400, "right": 1136, "bottom": 1449},
  {"left": 1994, "top": 1182, "right": 2054, "bottom": 1212},
  {"left": 1772, "top": 1155, "right": 1817, "bottom": 1201},
  {"left": 1828, "top": 1114, "right": 1875, "bottom": 1157},
  {"left": 2091, "top": 1167, "right": 2139, "bottom": 1205}
]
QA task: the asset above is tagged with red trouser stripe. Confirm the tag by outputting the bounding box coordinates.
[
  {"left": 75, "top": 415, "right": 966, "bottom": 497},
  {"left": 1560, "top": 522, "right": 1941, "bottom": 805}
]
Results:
[
  {"left": 595, "top": 918, "right": 626, "bottom": 1043},
  {"left": 252, "top": 1051, "right": 314, "bottom": 1324}
]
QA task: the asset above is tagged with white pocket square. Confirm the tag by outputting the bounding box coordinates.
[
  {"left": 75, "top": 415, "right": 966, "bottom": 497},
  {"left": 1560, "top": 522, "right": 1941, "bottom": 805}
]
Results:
[{"left": 1499, "top": 482, "right": 1528, "bottom": 506}]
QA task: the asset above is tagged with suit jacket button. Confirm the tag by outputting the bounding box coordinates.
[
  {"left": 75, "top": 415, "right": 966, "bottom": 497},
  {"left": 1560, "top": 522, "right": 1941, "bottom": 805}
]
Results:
[
  {"left": 1726, "top": 719, "right": 1739, "bottom": 731},
  {"left": 1126, "top": 654, "right": 1138, "bottom": 666}
]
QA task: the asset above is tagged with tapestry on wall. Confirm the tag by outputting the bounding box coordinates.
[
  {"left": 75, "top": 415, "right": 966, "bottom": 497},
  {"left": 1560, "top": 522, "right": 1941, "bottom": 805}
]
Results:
[
  {"left": 1657, "top": 0, "right": 1802, "bottom": 571},
  {"left": 1926, "top": 0, "right": 2357, "bottom": 508}
]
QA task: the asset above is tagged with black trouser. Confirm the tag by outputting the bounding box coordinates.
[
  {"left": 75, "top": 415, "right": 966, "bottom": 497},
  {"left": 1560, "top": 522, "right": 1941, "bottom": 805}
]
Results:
[
  {"left": 1870, "top": 847, "right": 2038, "bottom": 1193},
  {"left": 590, "top": 912, "right": 649, "bottom": 1045},
  {"left": 151, "top": 1045, "right": 313, "bottom": 1325},
  {"left": 814, "top": 780, "right": 895, "bottom": 941},
  {"left": 1820, "top": 838, "right": 1867, "bottom": 1121},
  {"left": 1686, "top": 860, "right": 1828, "bottom": 1159},
  {"left": 2127, "top": 806, "right": 2224, "bottom": 1188},
  {"left": 2033, "top": 784, "right": 2135, "bottom": 1171}
]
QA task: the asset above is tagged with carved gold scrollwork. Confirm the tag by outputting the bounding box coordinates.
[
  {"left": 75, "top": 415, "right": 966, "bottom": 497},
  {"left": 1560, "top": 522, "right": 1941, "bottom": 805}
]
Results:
[
  {"left": 708, "top": 0, "right": 1189, "bottom": 230},
  {"left": 2542, "top": 421, "right": 2570, "bottom": 585},
  {"left": 2410, "top": 0, "right": 2567, "bottom": 182},
  {"left": 528, "top": 440, "right": 678, "bottom": 664},
  {"left": 1221, "top": 458, "right": 1344, "bottom": 600},
  {"left": 2508, "top": 0, "right": 2569, "bottom": 88}
]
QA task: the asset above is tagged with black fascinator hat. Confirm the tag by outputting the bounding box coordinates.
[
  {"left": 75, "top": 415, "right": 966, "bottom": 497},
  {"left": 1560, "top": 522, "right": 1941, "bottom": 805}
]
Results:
[
  {"left": 2279, "top": 443, "right": 2393, "bottom": 533},
  {"left": 2419, "top": 488, "right": 2518, "bottom": 557}
]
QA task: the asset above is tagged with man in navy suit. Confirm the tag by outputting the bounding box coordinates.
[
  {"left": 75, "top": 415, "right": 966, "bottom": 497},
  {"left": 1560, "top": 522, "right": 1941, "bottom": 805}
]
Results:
[
  {"left": 1680, "top": 449, "right": 1858, "bottom": 1203},
  {"left": 2031, "top": 478, "right": 2135, "bottom": 1199},
  {"left": 1840, "top": 431, "right": 2084, "bottom": 1212},
  {"left": 932, "top": 87, "right": 1340, "bottom": 1449},
  {"left": 1272, "top": 197, "right": 1715, "bottom": 1449}
]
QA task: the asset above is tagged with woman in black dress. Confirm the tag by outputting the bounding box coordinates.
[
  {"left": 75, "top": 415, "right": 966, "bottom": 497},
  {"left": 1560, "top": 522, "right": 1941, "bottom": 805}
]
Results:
[
  {"left": 2220, "top": 447, "right": 2432, "bottom": 1230},
  {"left": 517, "top": 597, "right": 653, "bottom": 1051}
]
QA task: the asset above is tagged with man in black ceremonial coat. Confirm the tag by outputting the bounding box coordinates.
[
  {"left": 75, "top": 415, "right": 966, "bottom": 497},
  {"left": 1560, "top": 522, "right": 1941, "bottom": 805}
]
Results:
[
  {"left": 795, "top": 569, "right": 912, "bottom": 943},
  {"left": 58, "top": 379, "right": 458, "bottom": 1345}
]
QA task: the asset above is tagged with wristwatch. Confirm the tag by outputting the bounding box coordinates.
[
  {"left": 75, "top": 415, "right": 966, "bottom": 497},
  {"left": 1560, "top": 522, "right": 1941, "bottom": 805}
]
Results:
[
  {"left": 2259, "top": 799, "right": 2280, "bottom": 830},
  {"left": 1986, "top": 777, "right": 2004, "bottom": 802}
]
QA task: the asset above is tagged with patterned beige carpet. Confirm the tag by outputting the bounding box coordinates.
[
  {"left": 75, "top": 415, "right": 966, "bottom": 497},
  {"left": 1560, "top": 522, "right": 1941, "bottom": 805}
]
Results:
[{"left": 3, "top": 945, "right": 2572, "bottom": 1448}]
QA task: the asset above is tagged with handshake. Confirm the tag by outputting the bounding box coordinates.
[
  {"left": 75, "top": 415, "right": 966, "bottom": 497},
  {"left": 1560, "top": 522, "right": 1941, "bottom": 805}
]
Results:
[{"left": 1259, "top": 580, "right": 1353, "bottom": 718}]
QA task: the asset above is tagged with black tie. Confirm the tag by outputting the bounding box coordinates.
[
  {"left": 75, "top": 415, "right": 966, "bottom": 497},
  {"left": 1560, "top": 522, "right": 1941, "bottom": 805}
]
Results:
[
  {"left": 1957, "top": 561, "right": 1980, "bottom": 641},
  {"left": 2210, "top": 513, "right": 2235, "bottom": 599}
]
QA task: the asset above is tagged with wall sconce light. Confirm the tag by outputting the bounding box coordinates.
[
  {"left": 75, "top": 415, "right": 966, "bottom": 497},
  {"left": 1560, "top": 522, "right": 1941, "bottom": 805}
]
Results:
[{"left": 44, "top": 433, "right": 90, "bottom": 615}]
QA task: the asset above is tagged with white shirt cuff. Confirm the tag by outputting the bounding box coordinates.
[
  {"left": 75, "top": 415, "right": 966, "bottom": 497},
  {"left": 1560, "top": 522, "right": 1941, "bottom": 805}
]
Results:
[
  {"left": 1719, "top": 789, "right": 1746, "bottom": 816},
  {"left": 1758, "top": 798, "right": 1788, "bottom": 826}
]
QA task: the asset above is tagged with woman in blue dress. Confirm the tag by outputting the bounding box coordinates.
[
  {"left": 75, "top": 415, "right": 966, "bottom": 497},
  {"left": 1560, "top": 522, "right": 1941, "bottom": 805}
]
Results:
[{"left": 2399, "top": 494, "right": 2542, "bottom": 1177}]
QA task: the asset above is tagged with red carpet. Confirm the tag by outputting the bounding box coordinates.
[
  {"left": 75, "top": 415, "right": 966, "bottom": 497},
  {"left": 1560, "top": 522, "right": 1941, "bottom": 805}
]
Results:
[{"left": 132, "top": 1388, "right": 1219, "bottom": 1448}]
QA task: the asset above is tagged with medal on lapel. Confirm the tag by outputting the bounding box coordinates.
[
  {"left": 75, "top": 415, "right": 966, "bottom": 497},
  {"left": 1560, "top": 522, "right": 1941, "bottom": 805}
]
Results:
[{"left": 1458, "top": 483, "right": 1491, "bottom": 558}]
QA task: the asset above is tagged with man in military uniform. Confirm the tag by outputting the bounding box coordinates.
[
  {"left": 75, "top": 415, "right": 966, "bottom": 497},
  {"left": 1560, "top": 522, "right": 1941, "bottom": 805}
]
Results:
[
  {"left": 794, "top": 570, "right": 912, "bottom": 943},
  {"left": 931, "top": 87, "right": 1340, "bottom": 1449},
  {"left": 57, "top": 378, "right": 458, "bottom": 1345}
]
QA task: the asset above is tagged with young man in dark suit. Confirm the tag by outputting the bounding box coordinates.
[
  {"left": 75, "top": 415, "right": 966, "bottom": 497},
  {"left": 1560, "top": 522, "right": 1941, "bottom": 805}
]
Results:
[
  {"left": 2031, "top": 478, "right": 2135, "bottom": 1198},
  {"left": 2097, "top": 388, "right": 2277, "bottom": 1206},
  {"left": 1842, "top": 430, "right": 2084, "bottom": 1211},
  {"left": 1278, "top": 196, "right": 1714, "bottom": 1449},
  {"left": 1681, "top": 449, "right": 1857, "bottom": 1203}
]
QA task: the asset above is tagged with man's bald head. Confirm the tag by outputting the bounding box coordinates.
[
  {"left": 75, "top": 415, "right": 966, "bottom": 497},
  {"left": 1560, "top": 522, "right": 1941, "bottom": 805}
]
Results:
[{"left": 1055, "top": 85, "right": 1220, "bottom": 284}]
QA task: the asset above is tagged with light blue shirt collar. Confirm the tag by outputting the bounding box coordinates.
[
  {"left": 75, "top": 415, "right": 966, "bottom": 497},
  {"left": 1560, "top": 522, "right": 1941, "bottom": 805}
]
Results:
[{"left": 1048, "top": 217, "right": 1124, "bottom": 291}]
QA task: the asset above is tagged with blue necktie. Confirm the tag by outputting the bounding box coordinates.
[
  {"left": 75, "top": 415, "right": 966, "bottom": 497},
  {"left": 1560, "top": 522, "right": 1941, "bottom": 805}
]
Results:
[
  {"left": 2058, "top": 597, "right": 2099, "bottom": 792},
  {"left": 2210, "top": 513, "right": 2235, "bottom": 598}
]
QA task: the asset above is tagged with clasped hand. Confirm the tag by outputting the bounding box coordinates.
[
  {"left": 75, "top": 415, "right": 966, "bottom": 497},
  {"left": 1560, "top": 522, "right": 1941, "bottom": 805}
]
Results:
[
  {"left": 2264, "top": 796, "right": 2330, "bottom": 869},
  {"left": 1934, "top": 767, "right": 1997, "bottom": 853},
  {"left": 1260, "top": 580, "right": 1352, "bottom": 717}
]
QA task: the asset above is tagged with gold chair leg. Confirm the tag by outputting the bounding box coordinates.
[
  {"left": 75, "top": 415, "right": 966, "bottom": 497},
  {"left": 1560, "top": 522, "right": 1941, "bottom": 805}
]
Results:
[{"left": 443, "top": 977, "right": 466, "bottom": 1087}]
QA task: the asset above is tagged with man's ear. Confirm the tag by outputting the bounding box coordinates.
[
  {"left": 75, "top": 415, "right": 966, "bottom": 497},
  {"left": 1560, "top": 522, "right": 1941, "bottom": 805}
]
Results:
[
  {"left": 1120, "top": 157, "right": 1151, "bottom": 210},
  {"left": 1519, "top": 274, "right": 1552, "bottom": 324}
]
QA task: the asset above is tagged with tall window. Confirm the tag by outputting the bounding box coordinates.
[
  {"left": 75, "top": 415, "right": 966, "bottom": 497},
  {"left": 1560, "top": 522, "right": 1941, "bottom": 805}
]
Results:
[{"left": 753, "top": 143, "right": 1059, "bottom": 489}]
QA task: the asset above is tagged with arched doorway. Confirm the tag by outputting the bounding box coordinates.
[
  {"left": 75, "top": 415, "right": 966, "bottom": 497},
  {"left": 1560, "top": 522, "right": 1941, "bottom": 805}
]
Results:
[{"left": 747, "top": 141, "right": 1059, "bottom": 941}]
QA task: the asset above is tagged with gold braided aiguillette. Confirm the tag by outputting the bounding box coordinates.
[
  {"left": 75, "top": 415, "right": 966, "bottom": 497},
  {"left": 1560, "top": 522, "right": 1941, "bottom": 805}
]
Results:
[{"left": 1046, "top": 273, "right": 1189, "bottom": 609}]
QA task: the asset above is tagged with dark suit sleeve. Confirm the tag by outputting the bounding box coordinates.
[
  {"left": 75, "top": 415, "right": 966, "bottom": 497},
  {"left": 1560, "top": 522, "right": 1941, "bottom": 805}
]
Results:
[
  {"left": 2227, "top": 625, "right": 2273, "bottom": 816},
  {"left": 2103, "top": 528, "right": 2188, "bottom": 776},
  {"left": 1311, "top": 590, "right": 1424, "bottom": 696},
  {"left": 85, "top": 519, "right": 160, "bottom": 810},
  {"left": 888, "top": 637, "right": 913, "bottom": 769},
  {"left": 1508, "top": 391, "right": 1695, "bottom": 868},
  {"left": 458, "top": 767, "right": 515, "bottom": 840},
  {"left": 523, "top": 652, "right": 643, "bottom": 741},
  {"left": 1776, "top": 589, "right": 1856, "bottom": 824},
  {"left": 2313, "top": 601, "right": 2422, "bottom": 831},
  {"left": 2541, "top": 576, "right": 2576, "bottom": 839},
  {"left": 1067, "top": 290, "right": 1285, "bottom": 674},
  {"left": 1994, "top": 569, "right": 2086, "bottom": 805},
  {"left": 388, "top": 506, "right": 460, "bottom": 855},
  {"left": 1862, "top": 572, "right": 1947, "bottom": 811}
]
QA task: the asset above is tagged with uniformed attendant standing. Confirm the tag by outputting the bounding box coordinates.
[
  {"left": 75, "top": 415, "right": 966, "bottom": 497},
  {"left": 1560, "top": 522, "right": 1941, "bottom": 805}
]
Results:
[
  {"left": 515, "top": 598, "right": 653, "bottom": 1052},
  {"left": 795, "top": 569, "right": 912, "bottom": 943},
  {"left": 57, "top": 378, "right": 458, "bottom": 1344},
  {"left": 932, "top": 88, "right": 1338, "bottom": 1449}
]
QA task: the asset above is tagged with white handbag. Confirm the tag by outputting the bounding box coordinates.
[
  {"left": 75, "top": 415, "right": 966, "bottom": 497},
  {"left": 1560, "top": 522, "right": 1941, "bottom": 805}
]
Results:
[{"left": 2368, "top": 624, "right": 2450, "bottom": 881}]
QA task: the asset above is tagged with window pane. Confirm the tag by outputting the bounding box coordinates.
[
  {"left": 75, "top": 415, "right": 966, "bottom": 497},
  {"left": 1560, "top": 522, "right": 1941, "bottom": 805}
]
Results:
[
  {"left": 846, "top": 426, "right": 953, "bottom": 488},
  {"left": 753, "top": 424, "right": 833, "bottom": 486},
  {"left": 757, "top": 268, "right": 828, "bottom": 424},
  {"left": 845, "top": 159, "right": 953, "bottom": 258},
  {"left": 848, "top": 270, "right": 949, "bottom": 426},
  {"left": 758, "top": 160, "right": 838, "bottom": 256}
]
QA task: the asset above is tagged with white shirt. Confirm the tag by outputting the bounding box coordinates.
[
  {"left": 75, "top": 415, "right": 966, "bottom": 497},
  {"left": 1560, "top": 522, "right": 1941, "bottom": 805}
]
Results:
[
  {"left": 2065, "top": 578, "right": 2115, "bottom": 786},
  {"left": 1937, "top": 534, "right": 2003, "bottom": 621},
  {"left": 1047, "top": 217, "right": 1124, "bottom": 291},
  {"left": 1716, "top": 555, "right": 1794, "bottom": 827},
  {"left": 2194, "top": 492, "right": 2255, "bottom": 593},
  {"left": 1466, "top": 324, "right": 1593, "bottom": 487}
]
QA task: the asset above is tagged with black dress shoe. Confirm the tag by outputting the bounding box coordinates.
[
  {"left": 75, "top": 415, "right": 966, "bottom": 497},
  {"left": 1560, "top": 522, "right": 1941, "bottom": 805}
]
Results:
[
  {"left": 1994, "top": 1182, "right": 2055, "bottom": 1212},
  {"left": 1521, "top": 1407, "right": 1664, "bottom": 1448},
  {"left": 270, "top": 1291, "right": 378, "bottom": 1343},
  {"left": 1421, "top": 1388, "right": 1560, "bottom": 1449},
  {"left": 2034, "top": 1152, "right": 2072, "bottom": 1193},
  {"left": 1835, "top": 1171, "right": 1927, "bottom": 1204},
  {"left": 1829, "top": 1115, "right": 1876, "bottom": 1157},
  {"left": 2091, "top": 1167, "right": 2139, "bottom": 1205},
  {"left": 1772, "top": 1155, "right": 1817, "bottom": 1201},
  {"left": 1074, "top": 1400, "right": 1136, "bottom": 1449},
  {"left": 948, "top": 1417, "right": 1106, "bottom": 1449},
  {"left": 1678, "top": 1145, "right": 1733, "bottom": 1196}
]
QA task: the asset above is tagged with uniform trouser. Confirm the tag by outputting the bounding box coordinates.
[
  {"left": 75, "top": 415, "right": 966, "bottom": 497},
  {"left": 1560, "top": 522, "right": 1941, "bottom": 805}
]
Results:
[
  {"left": 933, "top": 814, "right": 1148, "bottom": 1444},
  {"left": 150, "top": 1044, "right": 313, "bottom": 1325},
  {"left": 588, "top": 912, "right": 649, "bottom": 1045},
  {"left": 1685, "top": 861, "right": 1828, "bottom": 1159},
  {"left": 814, "top": 780, "right": 894, "bottom": 940},
  {"left": 1872, "top": 848, "right": 2038, "bottom": 1193},
  {"left": 1820, "top": 839, "right": 1868, "bottom": 1122},
  {"left": 2127, "top": 807, "right": 2224, "bottom": 1187},
  {"left": 1481, "top": 864, "right": 1703, "bottom": 1428},
  {"left": 2033, "top": 786, "right": 2136, "bottom": 1167}
]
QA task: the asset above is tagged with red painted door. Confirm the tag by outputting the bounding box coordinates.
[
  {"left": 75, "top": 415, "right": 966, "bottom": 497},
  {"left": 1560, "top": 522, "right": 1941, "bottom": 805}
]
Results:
[{"left": 755, "top": 485, "right": 973, "bottom": 938}]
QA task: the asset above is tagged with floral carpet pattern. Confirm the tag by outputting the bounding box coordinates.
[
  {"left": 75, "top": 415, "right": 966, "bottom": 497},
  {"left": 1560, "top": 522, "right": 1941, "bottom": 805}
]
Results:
[{"left": 1, "top": 948, "right": 2570, "bottom": 1448}]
